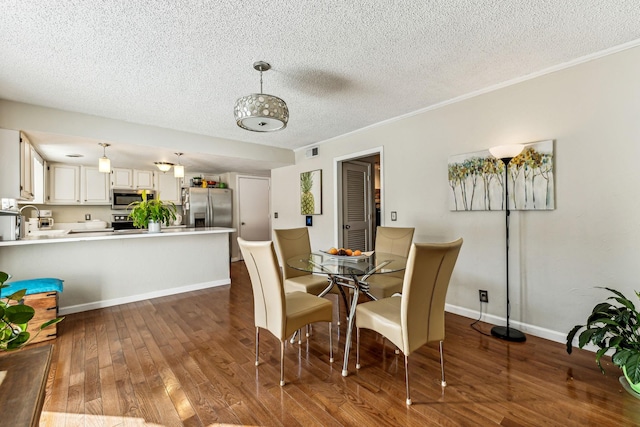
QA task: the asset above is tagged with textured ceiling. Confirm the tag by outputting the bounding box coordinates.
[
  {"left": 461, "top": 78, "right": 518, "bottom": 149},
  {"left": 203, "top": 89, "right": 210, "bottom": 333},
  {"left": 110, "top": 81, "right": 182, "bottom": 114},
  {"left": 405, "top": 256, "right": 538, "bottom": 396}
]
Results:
[{"left": 1, "top": 1, "right": 640, "bottom": 172}]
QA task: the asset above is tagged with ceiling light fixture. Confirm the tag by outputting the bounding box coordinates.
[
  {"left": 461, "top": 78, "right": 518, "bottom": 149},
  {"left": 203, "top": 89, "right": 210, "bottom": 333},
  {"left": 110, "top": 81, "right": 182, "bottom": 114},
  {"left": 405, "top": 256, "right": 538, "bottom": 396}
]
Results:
[
  {"left": 174, "top": 153, "right": 184, "bottom": 178},
  {"left": 234, "top": 61, "right": 289, "bottom": 132},
  {"left": 98, "top": 143, "right": 111, "bottom": 173},
  {"left": 154, "top": 161, "right": 174, "bottom": 173}
]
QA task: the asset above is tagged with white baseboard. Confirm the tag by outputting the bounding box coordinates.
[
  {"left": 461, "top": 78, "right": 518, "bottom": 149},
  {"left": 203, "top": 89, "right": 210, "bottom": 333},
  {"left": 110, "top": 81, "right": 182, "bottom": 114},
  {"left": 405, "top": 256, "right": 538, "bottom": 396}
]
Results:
[
  {"left": 59, "top": 279, "right": 230, "bottom": 315},
  {"left": 445, "top": 303, "right": 570, "bottom": 346}
]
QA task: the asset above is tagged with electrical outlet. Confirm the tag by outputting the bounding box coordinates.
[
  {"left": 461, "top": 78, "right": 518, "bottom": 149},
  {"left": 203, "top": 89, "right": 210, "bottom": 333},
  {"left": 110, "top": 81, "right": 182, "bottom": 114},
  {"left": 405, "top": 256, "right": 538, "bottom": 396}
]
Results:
[
  {"left": 85, "top": 214, "right": 91, "bottom": 220},
  {"left": 479, "top": 290, "right": 489, "bottom": 303},
  {"left": 391, "top": 211, "right": 397, "bottom": 221}
]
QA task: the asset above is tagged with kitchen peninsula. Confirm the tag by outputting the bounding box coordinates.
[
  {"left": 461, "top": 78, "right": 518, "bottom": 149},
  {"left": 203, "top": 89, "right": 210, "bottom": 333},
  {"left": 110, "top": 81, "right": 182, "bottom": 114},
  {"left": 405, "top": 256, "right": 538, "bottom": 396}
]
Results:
[{"left": 0, "top": 227, "right": 235, "bottom": 315}]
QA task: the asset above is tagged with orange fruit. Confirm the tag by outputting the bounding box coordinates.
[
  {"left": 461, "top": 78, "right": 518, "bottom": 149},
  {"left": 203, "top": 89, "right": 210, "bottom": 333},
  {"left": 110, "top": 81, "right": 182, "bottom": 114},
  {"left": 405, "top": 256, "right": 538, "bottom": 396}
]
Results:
[
  {"left": 353, "top": 250, "right": 362, "bottom": 256},
  {"left": 345, "top": 249, "right": 353, "bottom": 256},
  {"left": 328, "top": 247, "right": 338, "bottom": 255}
]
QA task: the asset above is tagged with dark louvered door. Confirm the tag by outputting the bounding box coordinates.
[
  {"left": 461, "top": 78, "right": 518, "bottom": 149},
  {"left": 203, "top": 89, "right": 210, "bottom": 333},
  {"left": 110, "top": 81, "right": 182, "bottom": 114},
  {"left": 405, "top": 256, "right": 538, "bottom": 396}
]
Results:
[{"left": 342, "top": 161, "right": 371, "bottom": 251}]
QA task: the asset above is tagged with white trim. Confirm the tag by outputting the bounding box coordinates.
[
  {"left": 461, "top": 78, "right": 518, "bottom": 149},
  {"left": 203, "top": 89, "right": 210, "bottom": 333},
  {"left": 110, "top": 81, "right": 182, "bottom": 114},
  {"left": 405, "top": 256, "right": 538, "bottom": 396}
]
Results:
[
  {"left": 445, "top": 303, "right": 605, "bottom": 354},
  {"left": 59, "top": 279, "right": 230, "bottom": 315},
  {"left": 333, "top": 146, "right": 384, "bottom": 246},
  {"left": 295, "top": 39, "right": 640, "bottom": 154},
  {"left": 446, "top": 303, "right": 570, "bottom": 346}
]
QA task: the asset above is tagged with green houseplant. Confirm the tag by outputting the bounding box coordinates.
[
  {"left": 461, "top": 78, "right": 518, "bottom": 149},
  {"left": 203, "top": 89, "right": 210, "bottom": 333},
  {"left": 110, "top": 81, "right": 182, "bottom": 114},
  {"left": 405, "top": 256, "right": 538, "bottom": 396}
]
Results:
[
  {"left": 0, "top": 271, "right": 63, "bottom": 351},
  {"left": 127, "top": 190, "right": 177, "bottom": 232},
  {"left": 566, "top": 287, "right": 640, "bottom": 391}
]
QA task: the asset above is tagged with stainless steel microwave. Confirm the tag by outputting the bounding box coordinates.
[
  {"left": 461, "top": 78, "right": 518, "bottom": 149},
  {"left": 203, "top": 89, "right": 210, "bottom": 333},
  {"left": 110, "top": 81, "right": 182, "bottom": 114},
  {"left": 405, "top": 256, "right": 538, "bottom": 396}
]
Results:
[{"left": 111, "top": 189, "right": 155, "bottom": 210}]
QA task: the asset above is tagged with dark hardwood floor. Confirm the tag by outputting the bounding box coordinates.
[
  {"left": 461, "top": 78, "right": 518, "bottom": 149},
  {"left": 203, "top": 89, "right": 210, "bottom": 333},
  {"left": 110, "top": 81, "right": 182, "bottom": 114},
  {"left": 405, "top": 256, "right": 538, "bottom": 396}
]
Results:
[{"left": 37, "top": 261, "right": 640, "bottom": 426}]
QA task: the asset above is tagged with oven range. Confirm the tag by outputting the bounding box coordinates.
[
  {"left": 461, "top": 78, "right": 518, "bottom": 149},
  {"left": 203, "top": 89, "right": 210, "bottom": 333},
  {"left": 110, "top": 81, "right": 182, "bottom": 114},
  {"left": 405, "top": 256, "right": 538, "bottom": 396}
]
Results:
[{"left": 112, "top": 214, "right": 136, "bottom": 230}]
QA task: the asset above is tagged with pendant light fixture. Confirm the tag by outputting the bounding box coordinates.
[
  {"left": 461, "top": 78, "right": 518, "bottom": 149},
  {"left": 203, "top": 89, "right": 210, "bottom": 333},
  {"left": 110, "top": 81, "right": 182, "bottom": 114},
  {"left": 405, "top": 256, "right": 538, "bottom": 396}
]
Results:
[
  {"left": 154, "top": 162, "right": 174, "bottom": 173},
  {"left": 173, "top": 153, "right": 184, "bottom": 178},
  {"left": 234, "top": 61, "right": 289, "bottom": 132},
  {"left": 98, "top": 143, "right": 111, "bottom": 173}
]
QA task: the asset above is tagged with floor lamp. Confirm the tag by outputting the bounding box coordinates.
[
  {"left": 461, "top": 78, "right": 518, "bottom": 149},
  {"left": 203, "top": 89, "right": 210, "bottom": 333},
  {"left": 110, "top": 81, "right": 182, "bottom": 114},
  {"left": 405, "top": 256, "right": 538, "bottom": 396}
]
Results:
[{"left": 489, "top": 144, "right": 526, "bottom": 342}]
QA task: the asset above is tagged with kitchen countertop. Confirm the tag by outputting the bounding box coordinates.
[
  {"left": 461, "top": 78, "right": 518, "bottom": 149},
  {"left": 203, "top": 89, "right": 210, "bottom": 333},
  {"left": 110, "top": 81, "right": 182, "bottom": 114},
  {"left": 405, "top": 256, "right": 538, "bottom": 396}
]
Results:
[{"left": 0, "top": 226, "right": 235, "bottom": 247}]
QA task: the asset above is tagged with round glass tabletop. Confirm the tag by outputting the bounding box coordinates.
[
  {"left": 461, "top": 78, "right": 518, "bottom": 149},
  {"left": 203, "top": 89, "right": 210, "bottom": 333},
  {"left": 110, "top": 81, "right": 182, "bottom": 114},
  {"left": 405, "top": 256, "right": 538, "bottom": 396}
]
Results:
[{"left": 286, "top": 251, "right": 406, "bottom": 277}]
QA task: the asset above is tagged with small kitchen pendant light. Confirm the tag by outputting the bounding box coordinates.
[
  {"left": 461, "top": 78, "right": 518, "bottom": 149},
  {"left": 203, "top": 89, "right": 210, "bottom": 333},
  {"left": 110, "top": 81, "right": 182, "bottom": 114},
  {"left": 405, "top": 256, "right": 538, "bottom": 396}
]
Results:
[
  {"left": 234, "top": 61, "right": 289, "bottom": 132},
  {"left": 174, "top": 153, "right": 184, "bottom": 178},
  {"left": 98, "top": 143, "right": 111, "bottom": 173}
]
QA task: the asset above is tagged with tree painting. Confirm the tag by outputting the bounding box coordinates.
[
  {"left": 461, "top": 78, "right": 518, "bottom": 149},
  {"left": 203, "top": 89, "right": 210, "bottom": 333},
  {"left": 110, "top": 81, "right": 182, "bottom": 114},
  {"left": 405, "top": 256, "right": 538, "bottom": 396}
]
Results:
[{"left": 448, "top": 140, "right": 554, "bottom": 211}]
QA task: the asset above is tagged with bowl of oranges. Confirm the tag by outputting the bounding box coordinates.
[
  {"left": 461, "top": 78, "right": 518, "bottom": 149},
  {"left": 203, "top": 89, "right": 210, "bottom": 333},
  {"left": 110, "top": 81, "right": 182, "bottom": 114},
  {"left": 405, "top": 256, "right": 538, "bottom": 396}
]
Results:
[{"left": 323, "top": 247, "right": 372, "bottom": 260}]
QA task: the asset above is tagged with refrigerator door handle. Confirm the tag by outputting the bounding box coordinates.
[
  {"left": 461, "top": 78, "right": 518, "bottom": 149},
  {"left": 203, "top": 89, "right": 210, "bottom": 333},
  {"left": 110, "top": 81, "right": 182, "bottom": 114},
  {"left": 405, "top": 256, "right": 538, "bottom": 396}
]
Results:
[{"left": 208, "top": 191, "right": 214, "bottom": 227}]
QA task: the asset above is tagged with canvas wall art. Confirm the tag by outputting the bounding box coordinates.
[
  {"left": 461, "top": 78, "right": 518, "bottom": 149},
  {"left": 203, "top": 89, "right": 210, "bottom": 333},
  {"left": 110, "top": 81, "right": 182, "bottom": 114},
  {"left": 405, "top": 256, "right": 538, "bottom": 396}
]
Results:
[
  {"left": 448, "top": 140, "right": 555, "bottom": 211},
  {"left": 300, "top": 169, "right": 322, "bottom": 215}
]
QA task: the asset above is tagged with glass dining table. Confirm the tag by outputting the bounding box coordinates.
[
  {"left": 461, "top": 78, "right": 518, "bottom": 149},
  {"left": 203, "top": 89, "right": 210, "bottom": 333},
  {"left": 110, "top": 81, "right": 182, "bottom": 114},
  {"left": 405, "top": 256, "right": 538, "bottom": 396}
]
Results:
[{"left": 287, "top": 251, "right": 407, "bottom": 376}]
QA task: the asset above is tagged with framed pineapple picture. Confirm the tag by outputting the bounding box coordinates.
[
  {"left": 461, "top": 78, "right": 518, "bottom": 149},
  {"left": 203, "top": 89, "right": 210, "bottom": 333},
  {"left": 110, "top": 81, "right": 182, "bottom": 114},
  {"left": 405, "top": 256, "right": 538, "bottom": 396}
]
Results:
[{"left": 300, "top": 169, "right": 322, "bottom": 215}]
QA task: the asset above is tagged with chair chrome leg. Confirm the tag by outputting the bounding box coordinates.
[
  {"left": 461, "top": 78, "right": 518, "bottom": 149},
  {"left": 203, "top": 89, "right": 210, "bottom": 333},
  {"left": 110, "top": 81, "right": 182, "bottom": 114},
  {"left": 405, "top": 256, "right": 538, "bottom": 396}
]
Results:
[
  {"left": 306, "top": 324, "right": 310, "bottom": 338},
  {"left": 336, "top": 294, "right": 341, "bottom": 326},
  {"left": 405, "top": 354, "right": 412, "bottom": 406},
  {"left": 255, "top": 327, "right": 260, "bottom": 366},
  {"left": 329, "top": 322, "right": 334, "bottom": 362},
  {"left": 298, "top": 329, "right": 302, "bottom": 345},
  {"left": 439, "top": 340, "right": 447, "bottom": 387},
  {"left": 280, "top": 341, "right": 285, "bottom": 386},
  {"left": 356, "top": 327, "right": 361, "bottom": 369}
]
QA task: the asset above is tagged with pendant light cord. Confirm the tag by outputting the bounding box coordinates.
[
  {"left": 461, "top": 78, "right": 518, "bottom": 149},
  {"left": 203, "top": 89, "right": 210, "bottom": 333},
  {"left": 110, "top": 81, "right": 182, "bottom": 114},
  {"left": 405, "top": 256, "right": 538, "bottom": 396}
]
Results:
[{"left": 259, "top": 69, "right": 263, "bottom": 94}]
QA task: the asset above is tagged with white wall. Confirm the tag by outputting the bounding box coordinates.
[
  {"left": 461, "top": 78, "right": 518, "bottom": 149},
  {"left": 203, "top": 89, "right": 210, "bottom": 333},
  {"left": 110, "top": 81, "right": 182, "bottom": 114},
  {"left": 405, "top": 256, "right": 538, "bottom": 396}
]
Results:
[{"left": 271, "top": 45, "right": 640, "bottom": 344}]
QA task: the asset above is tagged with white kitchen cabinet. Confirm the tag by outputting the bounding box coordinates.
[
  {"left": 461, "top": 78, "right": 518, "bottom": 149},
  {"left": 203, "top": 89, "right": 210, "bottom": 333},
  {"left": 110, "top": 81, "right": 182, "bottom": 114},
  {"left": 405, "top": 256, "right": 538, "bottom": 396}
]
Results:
[
  {"left": 81, "top": 166, "right": 110, "bottom": 204},
  {"left": 134, "top": 169, "right": 155, "bottom": 189},
  {"left": 20, "top": 133, "right": 34, "bottom": 201},
  {"left": 155, "top": 173, "right": 182, "bottom": 204},
  {"left": 111, "top": 168, "right": 133, "bottom": 188},
  {"left": 47, "top": 164, "right": 80, "bottom": 204}
]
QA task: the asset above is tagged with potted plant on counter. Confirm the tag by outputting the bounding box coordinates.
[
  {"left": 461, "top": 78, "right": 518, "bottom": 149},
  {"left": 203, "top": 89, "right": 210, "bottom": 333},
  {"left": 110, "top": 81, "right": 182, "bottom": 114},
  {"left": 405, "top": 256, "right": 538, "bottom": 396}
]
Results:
[
  {"left": 566, "top": 287, "right": 640, "bottom": 395},
  {"left": 1, "top": 271, "right": 64, "bottom": 351},
  {"left": 128, "top": 190, "right": 177, "bottom": 233}
]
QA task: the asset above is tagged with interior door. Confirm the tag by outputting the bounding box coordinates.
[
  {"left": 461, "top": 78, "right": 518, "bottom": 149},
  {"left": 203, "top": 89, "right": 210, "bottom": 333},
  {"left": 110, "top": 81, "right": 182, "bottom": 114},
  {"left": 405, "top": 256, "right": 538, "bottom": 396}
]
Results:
[
  {"left": 341, "top": 161, "right": 371, "bottom": 251},
  {"left": 238, "top": 176, "right": 271, "bottom": 242}
]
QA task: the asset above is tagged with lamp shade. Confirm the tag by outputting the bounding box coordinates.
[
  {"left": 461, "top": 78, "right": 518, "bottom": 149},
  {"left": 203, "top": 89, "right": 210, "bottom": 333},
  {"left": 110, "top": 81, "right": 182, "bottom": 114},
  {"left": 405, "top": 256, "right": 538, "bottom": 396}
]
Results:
[
  {"left": 489, "top": 144, "right": 524, "bottom": 160},
  {"left": 234, "top": 93, "right": 289, "bottom": 131},
  {"left": 98, "top": 156, "right": 111, "bottom": 173},
  {"left": 173, "top": 164, "right": 184, "bottom": 178}
]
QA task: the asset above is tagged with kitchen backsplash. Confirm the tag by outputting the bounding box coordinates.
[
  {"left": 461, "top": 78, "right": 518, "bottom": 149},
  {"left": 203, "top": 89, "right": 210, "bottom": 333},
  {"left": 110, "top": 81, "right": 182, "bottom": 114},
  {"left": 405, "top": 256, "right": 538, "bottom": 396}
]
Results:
[{"left": 18, "top": 204, "right": 183, "bottom": 224}]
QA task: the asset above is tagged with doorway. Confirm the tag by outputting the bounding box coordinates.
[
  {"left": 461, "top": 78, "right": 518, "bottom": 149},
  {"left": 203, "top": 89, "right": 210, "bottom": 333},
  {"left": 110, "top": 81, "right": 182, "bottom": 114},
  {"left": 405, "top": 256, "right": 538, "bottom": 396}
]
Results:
[{"left": 335, "top": 148, "right": 382, "bottom": 251}]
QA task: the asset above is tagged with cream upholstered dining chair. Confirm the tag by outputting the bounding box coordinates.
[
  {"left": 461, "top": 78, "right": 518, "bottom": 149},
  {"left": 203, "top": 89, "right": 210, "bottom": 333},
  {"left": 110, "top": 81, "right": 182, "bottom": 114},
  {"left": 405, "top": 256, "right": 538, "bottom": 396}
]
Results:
[
  {"left": 238, "top": 237, "right": 334, "bottom": 386},
  {"left": 355, "top": 238, "right": 463, "bottom": 405},
  {"left": 274, "top": 228, "right": 344, "bottom": 327},
  {"left": 273, "top": 228, "right": 330, "bottom": 295},
  {"left": 365, "top": 226, "right": 415, "bottom": 299}
]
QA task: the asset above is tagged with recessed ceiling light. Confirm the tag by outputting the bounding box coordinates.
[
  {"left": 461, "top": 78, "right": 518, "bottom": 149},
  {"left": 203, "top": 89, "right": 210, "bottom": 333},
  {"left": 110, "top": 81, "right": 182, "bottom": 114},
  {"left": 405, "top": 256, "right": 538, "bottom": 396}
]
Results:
[{"left": 66, "top": 154, "right": 84, "bottom": 158}]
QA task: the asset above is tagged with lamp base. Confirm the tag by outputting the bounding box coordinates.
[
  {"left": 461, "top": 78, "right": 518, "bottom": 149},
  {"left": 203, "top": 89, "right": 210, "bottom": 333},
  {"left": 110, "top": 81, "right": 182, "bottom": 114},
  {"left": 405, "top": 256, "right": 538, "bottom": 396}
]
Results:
[{"left": 491, "top": 326, "right": 526, "bottom": 342}]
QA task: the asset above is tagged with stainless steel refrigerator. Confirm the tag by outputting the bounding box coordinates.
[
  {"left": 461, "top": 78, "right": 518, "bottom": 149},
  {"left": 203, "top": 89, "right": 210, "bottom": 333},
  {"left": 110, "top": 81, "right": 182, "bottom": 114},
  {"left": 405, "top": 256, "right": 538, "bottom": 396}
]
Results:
[{"left": 182, "top": 188, "right": 232, "bottom": 227}]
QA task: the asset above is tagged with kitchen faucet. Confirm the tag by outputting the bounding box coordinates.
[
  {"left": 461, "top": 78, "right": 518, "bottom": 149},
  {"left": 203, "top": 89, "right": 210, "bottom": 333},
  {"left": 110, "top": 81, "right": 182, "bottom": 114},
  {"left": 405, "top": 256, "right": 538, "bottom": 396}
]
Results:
[{"left": 19, "top": 205, "right": 41, "bottom": 229}]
